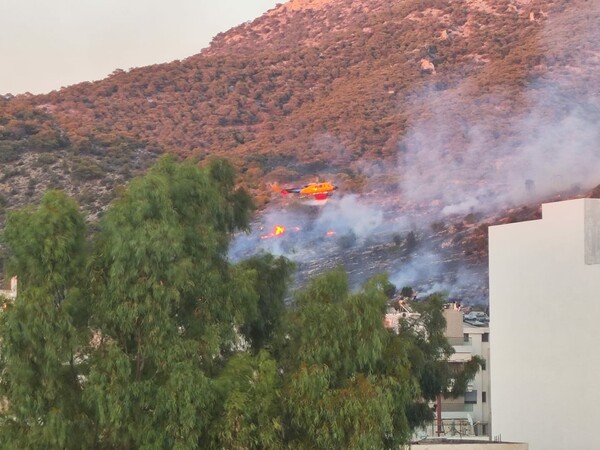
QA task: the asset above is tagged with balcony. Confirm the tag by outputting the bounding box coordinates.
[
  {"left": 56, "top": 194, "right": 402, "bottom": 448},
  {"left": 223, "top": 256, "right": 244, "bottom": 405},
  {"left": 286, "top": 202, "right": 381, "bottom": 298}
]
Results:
[
  {"left": 420, "top": 418, "right": 489, "bottom": 438},
  {"left": 447, "top": 336, "right": 472, "bottom": 346},
  {"left": 441, "top": 403, "right": 474, "bottom": 413}
]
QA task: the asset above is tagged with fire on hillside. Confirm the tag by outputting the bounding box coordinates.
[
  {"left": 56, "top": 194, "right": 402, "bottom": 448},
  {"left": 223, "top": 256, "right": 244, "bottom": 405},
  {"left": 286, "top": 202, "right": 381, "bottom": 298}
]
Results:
[
  {"left": 229, "top": 194, "right": 491, "bottom": 305},
  {"left": 260, "top": 225, "right": 290, "bottom": 240}
]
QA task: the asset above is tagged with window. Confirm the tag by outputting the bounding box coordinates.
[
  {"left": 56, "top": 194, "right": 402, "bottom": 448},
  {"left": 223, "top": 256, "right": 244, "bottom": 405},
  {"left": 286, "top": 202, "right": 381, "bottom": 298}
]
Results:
[
  {"left": 482, "top": 332, "right": 489, "bottom": 342},
  {"left": 482, "top": 391, "right": 487, "bottom": 403},
  {"left": 465, "top": 390, "right": 478, "bottom": 404},
  {"left": 463, "top": 333, "right": 469, "bottom": 343},
  {"left": 481, "top": 359, "right": 487, "bottom": 371}
]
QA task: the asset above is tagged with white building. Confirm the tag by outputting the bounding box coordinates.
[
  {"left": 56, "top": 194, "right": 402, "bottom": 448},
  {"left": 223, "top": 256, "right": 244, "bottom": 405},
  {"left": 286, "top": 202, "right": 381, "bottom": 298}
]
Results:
[
  {"left": 463, "top": 321, "right": 491, "bottom": 436},
  {"left": 489, "top": 199, "right": 600, "bottom": 449}
]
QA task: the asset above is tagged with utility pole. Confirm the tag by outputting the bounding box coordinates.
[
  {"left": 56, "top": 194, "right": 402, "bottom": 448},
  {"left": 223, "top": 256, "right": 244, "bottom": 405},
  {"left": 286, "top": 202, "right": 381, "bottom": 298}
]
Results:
[{"left": 436, "top": 393, "right": 442, "bottom": 436}]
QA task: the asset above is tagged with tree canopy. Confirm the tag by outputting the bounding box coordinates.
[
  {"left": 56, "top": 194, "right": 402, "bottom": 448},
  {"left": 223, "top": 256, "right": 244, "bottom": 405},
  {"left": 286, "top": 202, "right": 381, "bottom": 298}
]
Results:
[{"left": 0, "top": 156, "right": 479, "bottom": 449}]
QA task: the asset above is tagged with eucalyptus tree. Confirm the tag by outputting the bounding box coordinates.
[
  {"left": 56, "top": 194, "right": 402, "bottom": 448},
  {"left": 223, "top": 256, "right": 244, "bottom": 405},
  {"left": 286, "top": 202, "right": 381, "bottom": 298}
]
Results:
[
  {"left": 237, "top": 253, "right": 294, "bottom": 353},
  {"left": 278, "top": 269, "right": 419, "bottom": 448},
  {"left": 85, "top": 156, "right": 257, "bottom": 448},
  {"left": 0, "top": 191, "right": 94, "bottom": 449},
  {"left": 209, "top": 350, "right": 284, "bottom": 449}
]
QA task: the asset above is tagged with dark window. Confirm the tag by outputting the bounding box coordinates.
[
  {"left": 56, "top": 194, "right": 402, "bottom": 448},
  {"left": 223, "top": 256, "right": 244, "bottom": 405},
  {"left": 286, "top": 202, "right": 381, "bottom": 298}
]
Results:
[
  {"left": 482, "top": 333, "right": 489, "bottom": 342},
  {"left": 464, "top": 390, "right": 478, "bottom": 404},
  {"left": 463, "top": 333, "right": 469, "bottom": 343},
  {"left": 482, "top": 391, "right": 487, "bottom": 403},
  {"left": 481, "top": 359, "right": 487, "bottom": 371}
]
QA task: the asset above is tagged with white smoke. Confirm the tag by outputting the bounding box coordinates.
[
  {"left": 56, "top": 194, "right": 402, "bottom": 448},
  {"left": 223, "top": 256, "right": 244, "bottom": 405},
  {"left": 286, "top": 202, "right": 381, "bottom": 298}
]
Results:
[
  {"left": 229, "top": 194, "right": 388, "bottom": 264},
  {"left": 389, "top": 249, "right": 442, "bottom": 292},
  {"left": 315, "top": 194, "right": 383, "bottom": 237},
  {"left": 398, "top": 87, "right": 600, "bottom": 218}
]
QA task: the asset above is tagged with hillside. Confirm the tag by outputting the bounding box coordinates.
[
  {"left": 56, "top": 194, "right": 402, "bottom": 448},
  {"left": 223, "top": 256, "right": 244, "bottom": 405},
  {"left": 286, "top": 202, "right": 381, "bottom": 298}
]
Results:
[{"left": 1, "top": 0, "right": 599, "bottom": 296}]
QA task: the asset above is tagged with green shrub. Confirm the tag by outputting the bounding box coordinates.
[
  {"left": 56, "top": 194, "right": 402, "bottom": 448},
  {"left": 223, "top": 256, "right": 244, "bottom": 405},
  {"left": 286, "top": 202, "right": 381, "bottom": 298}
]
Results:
[
  {"left": 35, "top": 153, "right": 58, "bottom": 166},
  {"left": 71, "top": 157, "right": 104, "bottom": 181},
  {"left": 0, "top": 142, "right": 21, "bottom": 163}
]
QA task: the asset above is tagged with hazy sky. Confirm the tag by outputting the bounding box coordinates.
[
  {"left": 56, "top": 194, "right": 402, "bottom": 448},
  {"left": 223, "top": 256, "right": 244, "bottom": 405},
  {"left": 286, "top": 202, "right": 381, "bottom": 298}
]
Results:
[{"left": 1, "top": 0, "right": 281, "bottom": 95}]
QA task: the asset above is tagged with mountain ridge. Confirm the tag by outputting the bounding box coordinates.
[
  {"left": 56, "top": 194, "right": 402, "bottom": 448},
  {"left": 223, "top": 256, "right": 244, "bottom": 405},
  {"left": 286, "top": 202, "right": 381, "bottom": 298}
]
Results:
[{"left": 5, "top": 0, "right": 580, "bottom": 171}]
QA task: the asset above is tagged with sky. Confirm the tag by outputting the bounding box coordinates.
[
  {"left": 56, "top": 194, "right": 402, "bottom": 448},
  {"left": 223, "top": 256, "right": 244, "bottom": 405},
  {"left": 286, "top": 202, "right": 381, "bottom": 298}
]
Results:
[{"left": 1, "top": 0, "right": 282, "bottom": 95}]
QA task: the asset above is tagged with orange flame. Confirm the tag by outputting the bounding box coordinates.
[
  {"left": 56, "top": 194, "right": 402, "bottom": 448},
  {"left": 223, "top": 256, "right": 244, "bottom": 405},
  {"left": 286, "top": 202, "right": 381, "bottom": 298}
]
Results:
[
  {"left": 326, "top": 230, "right": 336, "bottom": 236},
  {"left": 260, "top": 225, "right": 287, "bottom": 240}
]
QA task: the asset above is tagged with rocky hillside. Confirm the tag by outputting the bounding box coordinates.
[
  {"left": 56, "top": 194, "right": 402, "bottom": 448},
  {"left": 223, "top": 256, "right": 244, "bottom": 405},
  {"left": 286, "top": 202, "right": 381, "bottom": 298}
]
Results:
[{"left": 1, "top": 0, "right": 599, "bottom": 294}]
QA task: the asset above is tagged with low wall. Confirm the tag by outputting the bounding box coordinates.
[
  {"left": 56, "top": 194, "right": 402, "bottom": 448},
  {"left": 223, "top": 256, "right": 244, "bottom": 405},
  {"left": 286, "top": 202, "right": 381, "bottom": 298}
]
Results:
[{"left": 410, "top": 440, "right": 528, "bottom": 450}]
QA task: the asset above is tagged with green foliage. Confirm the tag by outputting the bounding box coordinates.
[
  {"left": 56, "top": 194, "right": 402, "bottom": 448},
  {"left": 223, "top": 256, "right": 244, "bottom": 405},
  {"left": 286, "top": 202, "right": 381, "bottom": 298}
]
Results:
[
  {"left": 0, "top": 167, "right": 24, "bottom": 182},
  {"left": 3, "top": 190, "right": 86, "bottom": 293},
  {"left": 86, "top": 156, "right": 257, "bottom": 447},
  {"left": 283, "top": 269, "right": 389, "bottom": 380},
  {"left": 278, "top": 270, "right": 420, "bottom": 448},
  {"left": 284, "top": 366, "right": 395, "bottom": 449},
  {"left": 0, "top": 141, "right": 20, "bottom": 163},
  {"left": 210, "top": 351, "right": 283, "bottom": 449},
  {"left": 0, "top": 191, "right": 93, "bottom": 449},
  {"left": 34, "top": 153, "right": 58, "bottom": 167},
  {"left": 71, "top": 156, "right": 105, "bottom": 181},
  {"left": 206, "top": 157, "right": 254, "bottom": 239},
  {"left": 381, "top": 276, "right": 397, "bottom": 298},
  {"left": 237, "top": 254, "right": 295, "bottom": 352},
  {"left": 0, "top": 157, "right": 259, "bottom": 448}
]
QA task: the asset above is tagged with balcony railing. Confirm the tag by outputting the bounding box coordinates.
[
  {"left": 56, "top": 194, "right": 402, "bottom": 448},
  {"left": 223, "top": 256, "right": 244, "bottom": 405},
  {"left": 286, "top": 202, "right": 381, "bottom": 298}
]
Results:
[
  {"left": 447, "top": 336, "right": 472, "bottom": 346},
  {"left": 440, "top": 403, "right": 474, "bottom": 413},
  {"left": 419, "top": 419, "right": 489, "bottom": 438}
]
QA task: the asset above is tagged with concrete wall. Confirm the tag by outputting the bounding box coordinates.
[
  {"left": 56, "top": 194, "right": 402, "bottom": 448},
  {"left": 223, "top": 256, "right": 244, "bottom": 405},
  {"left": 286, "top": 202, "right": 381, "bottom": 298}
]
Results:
[
  {"left": 489, "top": 199, "right": 600, "bottom": 450},
  {"left": 444, "top": 307, "right": 464, "bottom": 339}
]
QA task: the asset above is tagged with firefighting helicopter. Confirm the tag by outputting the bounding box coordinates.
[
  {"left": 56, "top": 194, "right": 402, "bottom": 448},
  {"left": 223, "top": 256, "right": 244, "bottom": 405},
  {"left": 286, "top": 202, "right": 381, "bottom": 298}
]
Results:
[{"left": 271, "top": 181, "right": 338, "bottom": 201}]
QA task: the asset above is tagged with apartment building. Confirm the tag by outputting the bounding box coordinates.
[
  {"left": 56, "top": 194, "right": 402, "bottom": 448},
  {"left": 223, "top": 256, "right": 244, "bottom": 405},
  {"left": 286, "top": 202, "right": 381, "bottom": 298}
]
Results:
[{"left": 435, "top": 306, "right": 491, "bottom": 438}]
